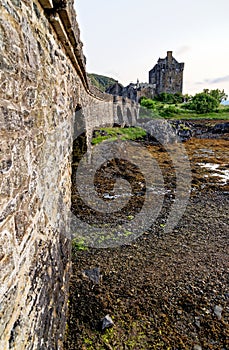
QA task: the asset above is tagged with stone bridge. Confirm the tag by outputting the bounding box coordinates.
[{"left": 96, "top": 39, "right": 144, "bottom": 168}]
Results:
[
  {"left": 0, "top": 1, "right": 139, "bottom": 349},
  {"left": 113, "top": 95, "right": 139, "bottom": 126}
]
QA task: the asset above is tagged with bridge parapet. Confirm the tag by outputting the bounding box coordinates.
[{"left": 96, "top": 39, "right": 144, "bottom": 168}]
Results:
[
  {"left": 112, "top": 95, "right": 139, "bottom": 126},
  {"left": 38, "top": 0, "right": 88, "bottom": 90},
  {"left": 38, "top": 1, "right": 139, "bottom": 129}
]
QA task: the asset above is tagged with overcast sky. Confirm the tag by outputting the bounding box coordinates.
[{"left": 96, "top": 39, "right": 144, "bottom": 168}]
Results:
[{"left": 75, "top": 0, "right": 229, "bottom": 97}]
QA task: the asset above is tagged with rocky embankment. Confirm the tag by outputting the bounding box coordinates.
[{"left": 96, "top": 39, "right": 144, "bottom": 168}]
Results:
[{"left": 137, "top": 119, "right": 229, "bottom": 143}]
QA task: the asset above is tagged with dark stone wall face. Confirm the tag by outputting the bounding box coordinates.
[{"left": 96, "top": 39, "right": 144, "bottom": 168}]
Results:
[{"left": 0, "top": 1, "right": 88, "bottom": 348}]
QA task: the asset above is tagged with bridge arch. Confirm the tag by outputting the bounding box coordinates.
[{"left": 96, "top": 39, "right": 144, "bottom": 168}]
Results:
[
  {"left": 117, "top": 105, "right": 124, "bottom": 125},
  {"left": 72, "top": 105, "right": 87, "bottom": 169},
  {"left": 134, "top": 109, "right": 138, "bottom": 121},
  {"left": 127, "top": 108, "right": 132, "bottom": 125}
]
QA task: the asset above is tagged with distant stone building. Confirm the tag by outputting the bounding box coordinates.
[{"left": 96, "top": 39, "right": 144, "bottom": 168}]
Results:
[
  {"left": 105, "top": 51, "right": 184, "bottom": 102},
  {"left": 149, "top": 51, "right": 184, "bottom": 95},
  {"left": 106, "top": 81, "right": 155, "bottom": 102},
  {"left": 106, "top": 81, "right": 124, "bottom": 97}
]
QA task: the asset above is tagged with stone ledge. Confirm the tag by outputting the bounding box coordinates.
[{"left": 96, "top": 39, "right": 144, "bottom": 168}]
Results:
[
  {"left": 38, "top": 0, "right": 90, "bottom": 92},
  {"left": 37, "top": 0, "right": 106, "bottom": 101},
  {"left": 38, "top": 0, "right": 53, "bottom": 9}
]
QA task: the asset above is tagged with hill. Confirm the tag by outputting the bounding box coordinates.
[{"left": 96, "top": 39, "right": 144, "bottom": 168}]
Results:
[{"left": 88, "top": 73, "right": 117, "bottom": 92}]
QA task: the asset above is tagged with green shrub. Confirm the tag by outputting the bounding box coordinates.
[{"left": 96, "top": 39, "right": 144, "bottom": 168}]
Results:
[
  {"left": 154, "top": 92, "right": 184, "bottom": 104},
  {"left": 159, "top": 105, "right": 181, "bottom": 117},
  {"left": 186, "top": 92, "right": 219, "bottom": 114},
  {"left": 140, "top": 97, "right": 157, "bottom": 109}
]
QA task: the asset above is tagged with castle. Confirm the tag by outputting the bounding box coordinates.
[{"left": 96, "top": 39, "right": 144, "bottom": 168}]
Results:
[
  {"left": 149, "top": 51, "right": 184, "bottom": 95},
  {"left": 106, "top": 51, "right": 184, "bottom": 101}
]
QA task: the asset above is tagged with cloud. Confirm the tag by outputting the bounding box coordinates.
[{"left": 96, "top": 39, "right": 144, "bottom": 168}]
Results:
[
  {"left": 209, "top": 75, "right": 229, "bottom": 84},
  {"left": 196, "top": 75, "right": 229, "bottom": 85}
]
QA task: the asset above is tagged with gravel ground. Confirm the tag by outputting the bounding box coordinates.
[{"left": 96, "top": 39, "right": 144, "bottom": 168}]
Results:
[{"left": 65, "top": 136, "right": 229, "bottom": 350}]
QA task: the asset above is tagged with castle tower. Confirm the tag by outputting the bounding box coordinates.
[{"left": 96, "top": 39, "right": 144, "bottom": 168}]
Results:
[
  {"left": 167, "top": 51, "right": 172, "bottom": 64},
  {"left": 149, "top": 51, "right": 184, "bottom": 95}
]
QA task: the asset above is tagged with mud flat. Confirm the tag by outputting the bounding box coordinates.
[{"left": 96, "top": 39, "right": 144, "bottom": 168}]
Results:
[{"left": 65, "top": 132, "right": 228, "bottom": 350}]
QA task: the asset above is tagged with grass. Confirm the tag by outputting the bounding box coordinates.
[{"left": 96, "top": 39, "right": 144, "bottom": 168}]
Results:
[
  {"left": 164, "top": 110, "right": 229, "bottom": 120},
  {"left": 72, "top": 238, "right": 87, "bottom": 254},
  {"left": 92, "top": 127, "right": 147, "bottom": 145},
  {"left": 139, "top": 103, "right": 229, "bottom": 120}
]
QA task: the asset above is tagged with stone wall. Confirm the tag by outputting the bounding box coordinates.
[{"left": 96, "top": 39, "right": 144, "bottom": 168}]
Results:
[{"left": 0, "top": 1, "right": 114, "bottom": 349}]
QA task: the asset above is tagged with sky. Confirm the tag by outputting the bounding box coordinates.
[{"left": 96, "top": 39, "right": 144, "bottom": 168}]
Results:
[{"left": 74, "top": 0, "right": 229, "bottom": 97}]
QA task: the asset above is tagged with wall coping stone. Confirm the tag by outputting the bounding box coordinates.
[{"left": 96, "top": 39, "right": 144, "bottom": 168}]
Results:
[{"left": 38, "top": 0, "right": 105, "bottom": 101}]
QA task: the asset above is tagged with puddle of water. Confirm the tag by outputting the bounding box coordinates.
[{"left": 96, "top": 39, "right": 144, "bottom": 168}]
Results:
[
  {"left": 199, "top": 148, "right": 214, "bottom": 153},
  {"left": 103, "top": 193, "right": 133, "bottom": 199},
  {"left": 211, "top": 170, "right": 229, "bottom": 184},
  {"left": 195, "top": 148, "right": 215, "bottom": 158},
  {"left": 148, "top": 187, "right": 172, "bottom": 195},
  {"left": 198, "top": 163, "right": 229, "bottom": 185},
  {"left": 198, "top": 163, "right": 220, "bottom": 171},
  {"left": 103, "top": 187, "right": 172, "bottom": 199}
]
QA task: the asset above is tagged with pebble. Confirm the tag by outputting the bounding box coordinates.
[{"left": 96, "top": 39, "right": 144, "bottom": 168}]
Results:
[
  {"left": 214, "top": 305, "right": 223, "bottom": 320},
  {"left": 101, "top": 315, "right": 114, "bottom": 330},
  {"left": 82, "top": 267, "right": 100, "bottom": 284},
  {"left": 194, "top": 316, "right": 201, "bottom": 328},
  {"left": 193, "top": 345, "right": 202, "bottom": 350}
]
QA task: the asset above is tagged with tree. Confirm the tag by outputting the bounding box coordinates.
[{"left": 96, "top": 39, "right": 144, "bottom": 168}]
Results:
[
  {"left": 204, "top": 89, "right": 228, "bottom": 103},
  {"left": 187, "top": 92, "right": 219, "bottom": 114}
]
